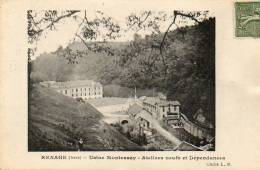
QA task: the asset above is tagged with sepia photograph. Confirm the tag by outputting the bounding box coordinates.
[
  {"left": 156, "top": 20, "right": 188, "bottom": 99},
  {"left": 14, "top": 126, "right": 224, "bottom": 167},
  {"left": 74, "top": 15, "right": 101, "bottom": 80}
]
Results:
[
  {"left": 27, "top": 9, "right": 215, "bottom": 151},
  {"left": 2, "top": 0, "right": 260, "bottom": 169}
]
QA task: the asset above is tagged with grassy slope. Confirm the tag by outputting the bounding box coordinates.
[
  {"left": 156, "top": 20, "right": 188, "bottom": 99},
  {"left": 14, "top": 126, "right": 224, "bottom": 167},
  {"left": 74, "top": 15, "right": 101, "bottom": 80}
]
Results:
[{"left": 28, "top": 84, "right": 142, "bottom": 151}]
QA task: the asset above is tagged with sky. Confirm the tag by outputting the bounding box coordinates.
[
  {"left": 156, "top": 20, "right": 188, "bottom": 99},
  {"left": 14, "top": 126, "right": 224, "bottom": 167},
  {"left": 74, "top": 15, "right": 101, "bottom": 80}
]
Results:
[{"left": 31, "top": 6, "right": 210, "bottom": 59}]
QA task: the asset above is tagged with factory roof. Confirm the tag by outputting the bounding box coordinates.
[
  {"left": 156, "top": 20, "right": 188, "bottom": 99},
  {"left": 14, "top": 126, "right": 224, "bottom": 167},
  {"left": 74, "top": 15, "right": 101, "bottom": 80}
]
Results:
[
  {"left": 40, "top": 80, "right": 102, "bottom": 89},
  {"left": 143, "top": 97, "right": 180, "bottom": 106}
]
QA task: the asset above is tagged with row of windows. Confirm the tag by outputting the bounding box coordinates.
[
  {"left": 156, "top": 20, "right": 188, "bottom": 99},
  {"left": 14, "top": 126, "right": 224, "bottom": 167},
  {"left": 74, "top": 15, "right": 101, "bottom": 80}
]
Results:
[
  {"left": 143, "top": 102, "right": 178, "bottom": 113},
  {"left": 71, "top": 92, "right": 101, "bottom": 97},
  {"left": 60, "top": 89, "right": 101, "bottom": 94},
  {"left": 71, "top": 87, "right": 102, "bottom": 92},
  {"left": 58, "top": 87, "right": 102, "bottom": 93},
  {"left": 162, "top": 106, "right": 178, "bottom": 112},
  {"left": 58, "top": 89, "right": 101, "bottom": 96},
  {"left": 144, "top": 102, "right": 157, "bottom": 112},
  {"left": 144, "top": 102, "right": 156, "bottom": 108}
]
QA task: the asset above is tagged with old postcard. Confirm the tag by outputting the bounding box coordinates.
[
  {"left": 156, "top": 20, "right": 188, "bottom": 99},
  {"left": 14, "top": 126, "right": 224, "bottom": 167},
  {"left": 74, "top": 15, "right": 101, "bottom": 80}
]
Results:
[{"left": 0, "top": 0, "right": 260, "bottom": 170}]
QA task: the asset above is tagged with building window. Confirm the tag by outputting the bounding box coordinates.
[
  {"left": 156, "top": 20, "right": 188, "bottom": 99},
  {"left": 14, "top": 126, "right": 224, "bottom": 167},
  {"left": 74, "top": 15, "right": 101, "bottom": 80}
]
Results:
[
  {"left": 65, "top": 90, "right": 67, "bottom": 94},
  {"left": 163, "top": 106, "right": 165, "bottom": 112},
  {"left": 76, "top": 88, "right": 78, "bottom": 92},
  {"left": 72, "top": 94, "right": 74, "bottom": 97}
]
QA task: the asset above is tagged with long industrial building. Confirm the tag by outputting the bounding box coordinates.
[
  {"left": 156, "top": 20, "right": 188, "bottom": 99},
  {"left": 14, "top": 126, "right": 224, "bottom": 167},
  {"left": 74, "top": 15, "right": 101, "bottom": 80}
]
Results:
[{"left": 40, "top": 80, "right": 103, "bottom": 100}]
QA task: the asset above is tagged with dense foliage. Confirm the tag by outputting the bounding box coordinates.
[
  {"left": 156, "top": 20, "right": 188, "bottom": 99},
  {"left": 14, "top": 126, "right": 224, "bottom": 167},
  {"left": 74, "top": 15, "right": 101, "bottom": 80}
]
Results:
[{"left": 106, "top": 18, "right": 215, "bottom": 123}]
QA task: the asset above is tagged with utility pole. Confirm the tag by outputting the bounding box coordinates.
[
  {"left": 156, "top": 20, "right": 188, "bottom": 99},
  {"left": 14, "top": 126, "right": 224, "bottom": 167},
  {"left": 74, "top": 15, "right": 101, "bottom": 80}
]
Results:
[{"left": 134, "top": 86, "right": 137, "bottom": 101}]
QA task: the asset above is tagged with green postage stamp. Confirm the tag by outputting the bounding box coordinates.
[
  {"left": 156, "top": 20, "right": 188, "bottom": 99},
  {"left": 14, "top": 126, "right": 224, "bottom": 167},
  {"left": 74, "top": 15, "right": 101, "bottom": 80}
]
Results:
[{"left": 235, "top": 2, "right": 260, "bottom": 37}]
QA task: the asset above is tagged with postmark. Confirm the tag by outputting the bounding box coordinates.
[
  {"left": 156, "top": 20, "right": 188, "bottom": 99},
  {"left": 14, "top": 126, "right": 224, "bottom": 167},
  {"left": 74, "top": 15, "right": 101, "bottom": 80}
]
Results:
[{"left": 235, "top": 2, "right": 260, "bottom": 37}]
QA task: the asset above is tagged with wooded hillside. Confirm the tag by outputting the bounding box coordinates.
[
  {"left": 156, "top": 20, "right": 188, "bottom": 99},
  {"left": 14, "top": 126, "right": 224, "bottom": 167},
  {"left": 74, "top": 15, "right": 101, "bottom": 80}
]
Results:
[{"left": 31, "top": 18, "right": 215, "bottom": 124}]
